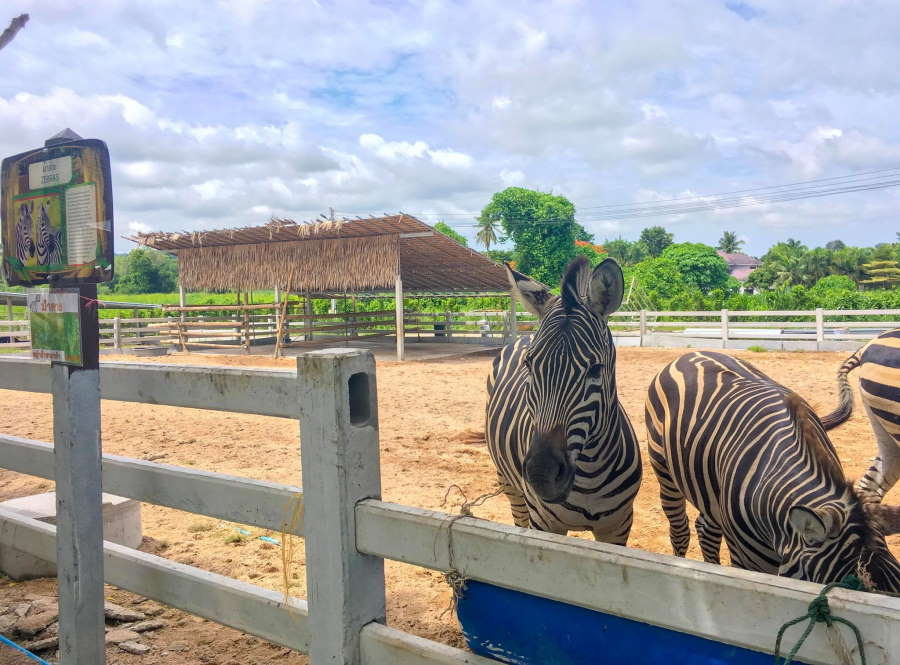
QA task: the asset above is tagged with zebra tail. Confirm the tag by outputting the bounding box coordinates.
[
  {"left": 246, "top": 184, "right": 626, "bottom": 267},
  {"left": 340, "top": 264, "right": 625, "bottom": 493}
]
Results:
[{"left": 819, "top": 352, "right": 861, "bottom": 431}]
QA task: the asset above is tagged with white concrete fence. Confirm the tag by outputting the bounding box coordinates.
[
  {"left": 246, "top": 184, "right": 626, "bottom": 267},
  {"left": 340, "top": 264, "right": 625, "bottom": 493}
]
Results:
[{"left": 1, "top": 352, "right": 899, "bottom": 664}]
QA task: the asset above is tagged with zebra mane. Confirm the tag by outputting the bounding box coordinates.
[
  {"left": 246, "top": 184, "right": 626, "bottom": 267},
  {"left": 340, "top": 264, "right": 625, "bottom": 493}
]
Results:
[{"left": 784, "top": 391, "right": 847, "bottom": 488}]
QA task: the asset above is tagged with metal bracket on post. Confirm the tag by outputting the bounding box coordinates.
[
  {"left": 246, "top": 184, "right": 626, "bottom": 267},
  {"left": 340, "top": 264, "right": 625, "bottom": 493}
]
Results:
[
  {"left": 296, "top": 349, "right": 386, "bottom": 665},
  {"left": 53, "top": 282, "right": 106, "bottom": 663}
]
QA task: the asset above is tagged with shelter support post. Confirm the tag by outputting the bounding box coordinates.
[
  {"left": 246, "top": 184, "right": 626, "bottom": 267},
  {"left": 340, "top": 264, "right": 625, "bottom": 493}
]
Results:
[
  {"left": 53, "top": 283, "right": 106, "bottom": 664},
  {"left": 304, "top": 297, "right": 313, "bottom": 341},
  {"left": 5, "top": 296, "right": 12, "bottom": 333},
  {"left": 507, "top": 295, "right": 517, "bottom": 343},
  {"left": 297, "top": 350, "right": 385, "bottom": 665},
  {"left": 178, "top": 283, "right": 186, "bottom": 323},
  {"left": 395, "top": 274, "right": 404, "bottom": 361}
]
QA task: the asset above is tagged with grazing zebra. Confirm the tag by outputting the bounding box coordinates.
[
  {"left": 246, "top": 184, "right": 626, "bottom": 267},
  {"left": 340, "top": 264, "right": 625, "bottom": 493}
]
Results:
[
  {"left": 645, "top": 351, "right": 900, "bottom": 590},
  {"left": 485, "top": 257, "right": 642, "bottom": 544},
  {"left": 821, "top": 328, "right": 900, "bottom": 505},
  {"left": 35, "top": 200, "right": 62, "bottom": 266},
  {"left": 14, "top": 201, "right": 35, "bottom": 264}
]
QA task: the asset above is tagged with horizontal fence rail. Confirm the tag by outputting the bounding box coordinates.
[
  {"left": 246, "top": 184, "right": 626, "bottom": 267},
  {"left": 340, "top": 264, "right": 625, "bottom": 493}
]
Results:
[
  {"left": 356, "top": 500, "right": 900, "bottom": 665},
  {"left": 0, "top": 358, "right": 297, "bottom": 418},
  {"left": 0, "top": 434, "right": 303, "bottom": 536},
  {"left": 0, "top": 508, "right": 310, "bottom": 652}
]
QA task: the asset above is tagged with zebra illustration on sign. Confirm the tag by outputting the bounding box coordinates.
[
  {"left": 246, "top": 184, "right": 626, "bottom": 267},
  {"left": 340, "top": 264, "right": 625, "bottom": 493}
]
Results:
[
  {"left": 35, "top": 199, "right": 62, "bottom": 266},
  {"left": 646, "top": 351, "right": 900, "bottom": 590},
  {"left": 485, "top": 257, "right": 642, "bottom": 544},
  {"left": 822, "top": 328, "right": 900, "bottom": 509},
  {"left": 14, "top": 200, "right": 35, "bottom": 264}
]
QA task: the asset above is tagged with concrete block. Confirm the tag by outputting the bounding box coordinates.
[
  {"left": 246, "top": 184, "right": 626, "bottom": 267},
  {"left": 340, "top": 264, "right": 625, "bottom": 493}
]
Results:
[{"left": 0, "top": 492, "right": 142, "bottom": 580}]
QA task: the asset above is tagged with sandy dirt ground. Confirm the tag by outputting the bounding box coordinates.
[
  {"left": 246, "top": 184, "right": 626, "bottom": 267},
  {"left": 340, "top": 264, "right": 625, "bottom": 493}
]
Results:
[{"left": 1, "top": 346, "right": 898, "bottom": 664}]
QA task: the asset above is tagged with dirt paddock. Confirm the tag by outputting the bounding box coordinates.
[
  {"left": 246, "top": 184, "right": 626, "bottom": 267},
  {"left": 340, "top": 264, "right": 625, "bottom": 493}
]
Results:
[{"left": 1, "top": 346, "right": 898, "bottom": 664}]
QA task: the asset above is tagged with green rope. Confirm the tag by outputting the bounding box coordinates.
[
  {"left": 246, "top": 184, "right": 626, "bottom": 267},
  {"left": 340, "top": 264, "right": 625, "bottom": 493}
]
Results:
[{"left": 773, "top": 574, "right": 867, "bottom": 665}]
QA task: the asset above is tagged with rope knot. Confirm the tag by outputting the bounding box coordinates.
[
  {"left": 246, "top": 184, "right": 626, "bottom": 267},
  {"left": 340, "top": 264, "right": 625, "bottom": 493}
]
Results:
[{"left": 806, "top": 595, "right": 832, "bottom": 624}]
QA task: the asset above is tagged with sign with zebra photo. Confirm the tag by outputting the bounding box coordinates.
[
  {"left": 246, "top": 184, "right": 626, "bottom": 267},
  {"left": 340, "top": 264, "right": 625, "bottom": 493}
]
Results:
[
  {"left": 1, "top": 138, "right": 113, "bottom": 286},
  {"left": 27, "top": 289, "right": 83, "bottom": 365}
]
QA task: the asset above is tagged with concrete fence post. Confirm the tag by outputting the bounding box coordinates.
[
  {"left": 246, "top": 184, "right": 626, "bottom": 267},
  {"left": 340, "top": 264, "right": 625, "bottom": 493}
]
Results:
[
  {"left": 297, "top": 349, "right": 385, "bottom": 665},
  {"left": 639, "top": 310, "right": 647, "bottom": 347},
  {"left": 815, "top": 308, "right": 825, "bottom": 349},
  {"left": 720, "top": 309, "right": 729, "bottom": 349},
  {"left": 113, "top": 315, "right": 121, "bottom": 351}
]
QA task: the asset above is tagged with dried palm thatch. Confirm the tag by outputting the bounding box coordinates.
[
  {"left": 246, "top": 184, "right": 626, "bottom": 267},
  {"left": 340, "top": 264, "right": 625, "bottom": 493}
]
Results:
[{"left": 178, "top": 234, "right": 398, "bottom": 292}]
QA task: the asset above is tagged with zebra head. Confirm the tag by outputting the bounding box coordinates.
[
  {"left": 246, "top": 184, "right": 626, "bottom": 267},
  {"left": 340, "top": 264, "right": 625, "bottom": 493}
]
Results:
[
  {"left": 784, "top": 494, "right": 900, "bottom": 591},
  {"left": 778, "top": 399, "right": 900, "bottom": 590},
  {"left": 507, "top": 256, "right": 624, "bottom": 504},
  {"left": 17, "top": 201, "right": 35, "bottom": 258}
]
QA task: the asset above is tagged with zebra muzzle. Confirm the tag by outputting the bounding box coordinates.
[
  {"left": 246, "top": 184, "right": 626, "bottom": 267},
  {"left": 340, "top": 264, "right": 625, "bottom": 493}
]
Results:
[{"left": 524, "top": 428, "right": 574, "bottom": 504}]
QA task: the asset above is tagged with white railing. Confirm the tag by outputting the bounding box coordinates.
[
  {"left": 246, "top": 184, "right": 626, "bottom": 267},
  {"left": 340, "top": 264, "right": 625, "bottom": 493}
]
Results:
[{"left": 1, "top": 352, "right": 899, "bottom": 664}]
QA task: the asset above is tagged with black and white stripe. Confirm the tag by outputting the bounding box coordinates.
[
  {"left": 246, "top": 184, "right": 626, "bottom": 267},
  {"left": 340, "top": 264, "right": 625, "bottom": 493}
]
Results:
[
  {"left": 646, "top": 351, "right": 900, "bottom": 590},
  {"left": 485, "top": 258, "right": 642, "bottom": 544},
  {"left": 14, "top": 201, "right": 35, "bottom": 264},
  {"left": 35, "top": 200, "right": 62, "bottom": 266},
  {"left": 822, "top": 328, "right": 900, "bottom": 505}
]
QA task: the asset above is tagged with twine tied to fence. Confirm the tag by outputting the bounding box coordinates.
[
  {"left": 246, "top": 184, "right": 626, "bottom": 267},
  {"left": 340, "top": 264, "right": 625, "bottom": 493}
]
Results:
[
  {"left": 773, "top": 574, "right": 868, "bottom": 665},
  {"left": 438, "top": 484, "right": 503, "bottom": 619}
]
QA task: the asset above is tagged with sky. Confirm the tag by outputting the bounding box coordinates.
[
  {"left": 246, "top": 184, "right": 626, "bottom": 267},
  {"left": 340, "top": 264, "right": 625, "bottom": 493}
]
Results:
[{"left": 1, "top": 0, "right": 899, "bottom": 256}]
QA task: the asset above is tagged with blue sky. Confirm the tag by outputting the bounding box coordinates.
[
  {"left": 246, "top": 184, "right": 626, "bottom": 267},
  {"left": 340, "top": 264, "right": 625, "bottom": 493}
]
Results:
[{"left": 1, "top": 0, "right": 899, "bottom": 255}]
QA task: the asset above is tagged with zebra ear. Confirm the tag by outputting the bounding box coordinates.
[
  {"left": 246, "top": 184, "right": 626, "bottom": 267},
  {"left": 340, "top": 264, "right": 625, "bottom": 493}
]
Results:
[
  {"left": 788, "top": 506, "right": 835, "bottom": 546},
  {"left": 506, "top": 263, "right": 555, "bottom": 319},
  {"left": 588, "top": 259, "right": 624, "bottom": 318}
]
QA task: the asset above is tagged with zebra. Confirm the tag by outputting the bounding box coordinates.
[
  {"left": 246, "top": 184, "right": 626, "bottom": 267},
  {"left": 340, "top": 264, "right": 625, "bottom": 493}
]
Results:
[
  {"left": 645, "top": 351, "right": 900, "bottom": 590},
  {"left": 821, "top": 328, "right": 900, "bottom": 506},
  {"left": 14, "top": 201, "right": 35, "bottom": 264},
  {"left": 35, "top": 199, "right": 62, "bottom": 266},
  {"left": 485, "top": 257, "right": 642, "bottom": 544}
]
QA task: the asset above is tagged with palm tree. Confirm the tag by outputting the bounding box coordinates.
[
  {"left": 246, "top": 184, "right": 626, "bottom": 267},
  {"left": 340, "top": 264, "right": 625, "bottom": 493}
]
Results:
[
  {"left": 716, "top": 231, "right": 744, "bottom": 253},
  {"left": 476, "top": 216, "right": 500, "bottom": 251}
]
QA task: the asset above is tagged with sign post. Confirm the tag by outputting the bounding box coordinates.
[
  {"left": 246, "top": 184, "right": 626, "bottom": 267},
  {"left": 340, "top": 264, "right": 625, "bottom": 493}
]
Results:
[{"left": 2, "top": 129, "right": 112, "bottom": 663}]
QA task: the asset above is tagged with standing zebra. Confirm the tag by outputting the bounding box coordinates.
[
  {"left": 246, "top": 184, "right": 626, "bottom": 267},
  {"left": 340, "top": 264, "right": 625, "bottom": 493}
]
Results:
[
  {"left": 646, "top": 351, "right": 900, "bottom": 589},
  {"left": 821, "top": 328, "right": 900, "bottom": 505},
  {"left": 14, "top": 201, "right": 35, "bottom": 264},
  {"left": 485, "top": 257, "right": 642, "bottom": 544},
  {"left": 35, "top": 200, "right": 62, "bottom": 266}
]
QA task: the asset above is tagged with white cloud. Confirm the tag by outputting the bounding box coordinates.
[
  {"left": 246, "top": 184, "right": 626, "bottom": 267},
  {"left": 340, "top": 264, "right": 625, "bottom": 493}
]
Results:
[{"left": 127, "top": 220, "right": 152, "bottom": 234}]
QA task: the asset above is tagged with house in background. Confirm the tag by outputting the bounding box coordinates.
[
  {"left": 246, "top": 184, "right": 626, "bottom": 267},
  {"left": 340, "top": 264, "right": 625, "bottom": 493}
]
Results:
[{"left": 717, "top": 251, "right": 761, "bottom": 290}]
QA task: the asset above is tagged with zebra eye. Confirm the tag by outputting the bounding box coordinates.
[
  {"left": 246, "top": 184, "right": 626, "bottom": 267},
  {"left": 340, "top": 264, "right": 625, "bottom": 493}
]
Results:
[{"left": 587, "top": 363, "right": 603, "bottom": 379}]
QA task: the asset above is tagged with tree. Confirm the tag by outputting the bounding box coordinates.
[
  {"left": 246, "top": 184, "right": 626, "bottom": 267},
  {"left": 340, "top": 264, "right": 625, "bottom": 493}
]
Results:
[
  {"left": 434, "top": 221, "right": 468, "bottom": 247},
  {"left": 716, "top": 231, "right": 744, "bottom": 253},
  {"left": 479, "top": 187, "right": 577, "bottom": 285},
  {"left": 117, "top": 249, "right": 161, "bottom": 294},
  {"left": 603, "top": 237, "right": 647, "bottom": 266},
  {"left": 826, "top": 240, "right": 846, "bottom": 251},
  {"left": 475, "top": 217, "right": 499, "bottom": 250},
  {"left": 626, "top": 257, "right": 689, "bottom": 304},
  {"left": 661, "top": 243, "right": 730, "bottom": 292},
  {"left": 639, "top": 226, "right": 673, "bottom": 257}
]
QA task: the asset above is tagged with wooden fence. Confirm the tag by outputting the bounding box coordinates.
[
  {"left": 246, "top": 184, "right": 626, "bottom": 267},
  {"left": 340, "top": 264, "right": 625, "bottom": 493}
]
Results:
[
  {"left": 3, "top": 307, "right": 899, "bottom": 355},
  {"left": 0, "top": 352, "right": 898, "bottom": 664}
]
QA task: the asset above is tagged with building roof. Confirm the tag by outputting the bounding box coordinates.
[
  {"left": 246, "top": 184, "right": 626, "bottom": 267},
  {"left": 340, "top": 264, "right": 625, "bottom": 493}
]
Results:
[
  {"left": 129, "top": 214, "right": 511, "bottom": 296},
  {"left": 716, "top": 251, "right": 761, "bottom": 267}
]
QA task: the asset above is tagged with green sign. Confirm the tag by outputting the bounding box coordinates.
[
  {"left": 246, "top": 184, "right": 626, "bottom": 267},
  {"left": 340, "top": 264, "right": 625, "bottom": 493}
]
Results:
[
  {"left": 2, "top": 138, "right": 114, "bottom": 286},
  {"left": 27, "top": 289, "right": 82, "bottom": 365}
]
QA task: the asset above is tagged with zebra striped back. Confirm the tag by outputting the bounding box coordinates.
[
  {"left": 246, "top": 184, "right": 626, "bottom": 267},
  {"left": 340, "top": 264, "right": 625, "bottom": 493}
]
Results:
[
  {"left": 821, "top": 328, "right": 900, "bottom": 504},
  {"left": 485, "top": 258, "right": 641, "bottom": 544},
  {"left": 14, "top": 202, "right": 35, "bottom": 264},
  {"left": 35, "top": 200, "right": 62, "bottom": 266},
  {"left": 646, "top": 351, "right": 900, "bottom": 591}
]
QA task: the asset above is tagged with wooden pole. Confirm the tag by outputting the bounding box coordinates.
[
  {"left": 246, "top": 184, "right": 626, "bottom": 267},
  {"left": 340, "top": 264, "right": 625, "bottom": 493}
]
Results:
[
  {"left": 243, "top": 292, "right": 251, "bottom": 353},
  {"left": 639, "top": 310, "right": 647, "bottom": 347},
  {"left": 296, "top": 350, "right": 385, "bottom": 664},
  {"left": 304, "top": 297, "right": 313, "bottom": 342},
  {"left": 815, "top": 308, "right": 825, "bottom": 350},
  {"left": 113, "top": 315, "right": 121, "bottom": 352},
  {"left": 395, "top": 273, "right": 405, "bottom": 361},
  {"left": 53, "top": 283, "right": 106, "bottom": 663},
  {"left": 720, "top": 309, "right": 729, "bottom": 349}
]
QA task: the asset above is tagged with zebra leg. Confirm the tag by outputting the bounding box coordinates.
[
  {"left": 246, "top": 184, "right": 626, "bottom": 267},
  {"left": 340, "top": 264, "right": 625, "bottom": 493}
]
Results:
[
  {"left": 497, "top": 475, "right": 531, "bottom": 529},
  {"left": 695, "top": 514, "right": 722, "bottom": 565},
  {"left": 855, "top": 402, "right": 900, "bottom": 504}
]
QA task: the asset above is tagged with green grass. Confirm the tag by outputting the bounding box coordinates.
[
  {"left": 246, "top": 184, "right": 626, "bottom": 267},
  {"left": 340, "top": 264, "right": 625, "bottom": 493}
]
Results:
[{"left": 747, "top": 345, "right": 767, "bottom": 352}]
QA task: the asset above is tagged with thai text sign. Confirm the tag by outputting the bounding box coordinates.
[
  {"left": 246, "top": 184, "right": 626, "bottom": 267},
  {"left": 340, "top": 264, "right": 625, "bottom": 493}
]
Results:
[
  {"left": 1, "top": 139, "right": 113, "bottom": 286},
  {"left": 27, "top": 289, "right": 83, "bottom": 365}
]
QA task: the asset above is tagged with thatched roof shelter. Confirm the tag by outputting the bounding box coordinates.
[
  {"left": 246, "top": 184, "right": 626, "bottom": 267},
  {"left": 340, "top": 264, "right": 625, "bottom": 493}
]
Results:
[{"left": 131, "top": 214, "right": 509, "bottom": 296}]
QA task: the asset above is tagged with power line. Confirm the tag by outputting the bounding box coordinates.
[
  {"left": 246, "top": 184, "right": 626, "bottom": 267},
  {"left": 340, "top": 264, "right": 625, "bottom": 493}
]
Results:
[{"left": 333, "top": 165, "right": 900, "bottom": 225}]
